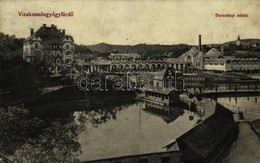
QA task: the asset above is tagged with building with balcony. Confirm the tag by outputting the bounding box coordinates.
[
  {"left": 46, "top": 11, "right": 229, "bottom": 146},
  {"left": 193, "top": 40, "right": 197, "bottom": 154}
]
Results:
[{"left": 23, "top": 24, "right": 75, "bottom": 75}]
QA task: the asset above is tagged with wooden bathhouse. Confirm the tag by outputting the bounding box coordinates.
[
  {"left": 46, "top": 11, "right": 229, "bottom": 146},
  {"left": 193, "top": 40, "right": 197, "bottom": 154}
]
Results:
[
  {"left": 140, "top": 67, "right": 185, "bottom": 113},
  {"left": 163, "top": 103, "right": 238, "bottom": 163}
]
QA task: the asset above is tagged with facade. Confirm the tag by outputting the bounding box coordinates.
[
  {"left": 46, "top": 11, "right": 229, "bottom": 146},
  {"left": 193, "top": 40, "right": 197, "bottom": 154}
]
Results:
[
  {"left": 164, "top": 58, "right": 187, "bottom": 71},
  {"left": 109, "top": 53, "right": 168, "bottom": 72},
  {"left": 144, "top": 89, "right": 180, "bottom": 108},
  {"left": 23, "top": 29, "right": 259, "bottom": 75},
  {"left": 177, "top": 35, "right": 260, "bottom": 72},
  {"left": 231, "top": 58, "right": 260, "bottom": 71},
  {"left": 85, "top": 151, "right": 182, "bottom": 163},
  {"left": 142, "top": 67, "right": 183, "bottom": 112},
  {"left": 109, "top": 53, "right": 142, "bottom": 61},
  {"left": 178, "top": 47, "right": 204, "bottom": 69},
  {"left": 23, "top": 24, "right": 75, "bottom": 75},
  {"left": 179, "top": 46, "right": 260, "bottom": 72}
]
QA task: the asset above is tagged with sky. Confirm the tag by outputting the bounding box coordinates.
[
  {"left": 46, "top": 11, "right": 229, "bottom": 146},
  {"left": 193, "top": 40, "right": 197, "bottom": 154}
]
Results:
[{"left": 0, "top": 0, "right": 259, "bottom": 45}]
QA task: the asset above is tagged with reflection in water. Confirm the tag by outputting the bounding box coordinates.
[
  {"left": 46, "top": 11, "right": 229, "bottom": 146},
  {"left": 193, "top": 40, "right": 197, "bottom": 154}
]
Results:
[
  {"left": 142, "top": 105, "right": 184, "bottom": 124},
  {"left": 75, "top": 102, "right": 203, "bottom": 161}
]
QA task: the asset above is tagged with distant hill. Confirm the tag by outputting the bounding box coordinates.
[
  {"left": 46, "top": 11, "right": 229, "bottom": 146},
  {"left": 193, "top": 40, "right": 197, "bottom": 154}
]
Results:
[
  {"left": 222, "top": 39, "right": 260, "bottom": 46},
  {"left": 221, "top": 38, "right": 260, "bottom": 58},
  {"left": 74, "top": 44, "right": 93, "bottom": 54},
  {"left": 86, "top": 43, "right": 192, "bottom": 58}
]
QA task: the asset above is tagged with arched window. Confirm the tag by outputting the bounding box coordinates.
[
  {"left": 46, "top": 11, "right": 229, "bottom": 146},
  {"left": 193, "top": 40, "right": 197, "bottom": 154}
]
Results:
[
  {"left": 186, "top": 55, "right": 192, "bottom": 63},
  {"left": 226, "top": 60, "right": 231, "bottom": 64}
]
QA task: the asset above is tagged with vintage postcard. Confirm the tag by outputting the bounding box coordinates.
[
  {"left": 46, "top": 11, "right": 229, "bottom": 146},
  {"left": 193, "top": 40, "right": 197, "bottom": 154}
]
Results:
[{"left": 0, "top": 0, "right": 259, "bottom": 163}]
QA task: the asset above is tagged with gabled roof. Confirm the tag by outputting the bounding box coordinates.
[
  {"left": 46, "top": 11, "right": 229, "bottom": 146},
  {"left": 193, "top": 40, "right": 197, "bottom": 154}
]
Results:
[
  {"left": 154, "top": 67, "right": 171, "bottom": 78},
  {"left": 195, "top": 51, "right": 205, "bottom": 59},
  {"left": 179, "top": 47, "right": 203, "bottom": 59},
  {"left": 205, "top": 48, "right": 223, "bottom": 59},
  {"left": 62, "top": 35, "right": 74, "bottom": 42},
  {"left": 24, "top": 25, "right": 72, "bottom": 44},
  {"left": 187, "top": 47, "right": 200, "bottom": 55},
  {"left": 164, "top": 104, "right": 236, "bottom": 161}
]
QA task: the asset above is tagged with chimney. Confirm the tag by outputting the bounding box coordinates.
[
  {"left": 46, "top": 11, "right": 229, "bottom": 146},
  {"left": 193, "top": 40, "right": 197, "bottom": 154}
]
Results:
[
  {"left": 43, "top": 24, "right": 46, "bottom": 28},
  {"left": 198, "top": 35, "right": 202, "bottom": 51},
  {"left": 30, "top": 28, "right": 34, "bottom": 36},
  {"left": 62, "top": 29, "right": 65, "bottom": 35}
]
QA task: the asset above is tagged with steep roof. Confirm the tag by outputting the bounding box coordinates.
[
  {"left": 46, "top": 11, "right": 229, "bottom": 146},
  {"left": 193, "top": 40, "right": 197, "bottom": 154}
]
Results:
[
  {"left": 24, "top": 25, "right": 69, "bottom": 44},
  {"left": 153, "top": 67, "right": 181, "bottom": 79},
  {"left": 164, "top": 103, "right": 236, "bottom": 161},
  {"left": 205, "top": 48, "right": 223, "bottom": 59},
  {"left": 178, "top": 47, "right": 202, "bottom": 59},
  {"left": 195, "top": 51, "right": 205, "bottom": 59},
  {"left": 63, "top": 35, "right": 74, "bottom": 42}
]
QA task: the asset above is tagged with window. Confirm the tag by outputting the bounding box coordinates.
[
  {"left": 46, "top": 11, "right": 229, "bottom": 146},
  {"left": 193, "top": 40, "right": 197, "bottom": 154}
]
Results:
[
  {"left": 161, "top": 156, "right": 171, "bottom": 163},
  {"left": 66, "top": 51, "right": 71, "bottom": 55},
  {"left": 65, "top": 59, "right": 71, "bottom": 64},
  {"left": 35, "top": 43, "right": 38, "bottom": 49}
]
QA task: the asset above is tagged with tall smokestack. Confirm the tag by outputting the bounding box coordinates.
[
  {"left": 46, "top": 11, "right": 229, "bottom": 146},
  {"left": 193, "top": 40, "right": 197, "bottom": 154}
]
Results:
[
  {"left": 62, "top": 29, "right": 65, "bottom": 35},
  {"left": 198, "top": 35, "right": 202, "bottom": 51},
  {"left": 30, "top": 28, "right": 34, "bottom": 36}
]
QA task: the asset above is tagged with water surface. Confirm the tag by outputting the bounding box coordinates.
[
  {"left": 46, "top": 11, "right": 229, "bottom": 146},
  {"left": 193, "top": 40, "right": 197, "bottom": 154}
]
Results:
[{"left": 76, "top": 102, "right": 203, "bottom": 161}]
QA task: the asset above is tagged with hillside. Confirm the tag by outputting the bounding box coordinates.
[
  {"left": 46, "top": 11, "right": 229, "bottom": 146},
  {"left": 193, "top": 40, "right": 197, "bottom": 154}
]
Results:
[
  {"left": 86, "top": 43, "right": 192, "bottom": 58},
  {"left": 223, "top": 39, "right": 260, "bottom": 46},
  {"left": 74, "top": 44, "right": 93, "bottom": 54}
]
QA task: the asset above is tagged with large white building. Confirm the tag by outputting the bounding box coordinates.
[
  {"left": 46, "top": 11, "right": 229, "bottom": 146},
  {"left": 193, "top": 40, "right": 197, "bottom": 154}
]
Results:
[
  {"left": 178, "top": 35, "right": 260, "bottom": 72},
  {"left": 23, "top": 24, "right": 75, "bottom": 75}
]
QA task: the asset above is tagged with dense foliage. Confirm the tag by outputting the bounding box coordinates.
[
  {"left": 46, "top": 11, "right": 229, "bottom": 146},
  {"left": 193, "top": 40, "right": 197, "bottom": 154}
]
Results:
[{"left": 0, "top": 105, "right": 84, "bottom": 163}]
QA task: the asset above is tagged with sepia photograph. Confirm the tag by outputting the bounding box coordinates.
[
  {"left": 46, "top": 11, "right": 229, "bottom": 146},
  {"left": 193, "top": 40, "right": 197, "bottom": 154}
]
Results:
[{"left": 0, "top": 0, "right": 259, "bottom": 162}]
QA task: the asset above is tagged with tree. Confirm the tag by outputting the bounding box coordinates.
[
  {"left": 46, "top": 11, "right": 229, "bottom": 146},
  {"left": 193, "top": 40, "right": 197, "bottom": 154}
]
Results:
[
  {"left": 0, "top": 105, "right": 84, "bottom": 163},
  {"left": 14, "top": 121, "right": 83, "bottom": 163},
  {"left": 0, "top": 105, "right": 44, "bottom": 155}
]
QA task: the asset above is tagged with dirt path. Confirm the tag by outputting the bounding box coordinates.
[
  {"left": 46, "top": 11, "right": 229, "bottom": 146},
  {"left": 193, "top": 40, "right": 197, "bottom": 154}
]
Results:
[{"left": 223, "top": 122, "right": 260, "bottom": 163}]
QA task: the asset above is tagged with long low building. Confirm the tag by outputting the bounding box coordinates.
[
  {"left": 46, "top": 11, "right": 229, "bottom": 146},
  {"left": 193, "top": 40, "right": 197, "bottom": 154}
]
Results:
[
  {"left": 163, "top": 103, "right": 239, "bottom": 163},
  {"left": 85, "top": 151, "right": 182, "bottom": 163}
]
